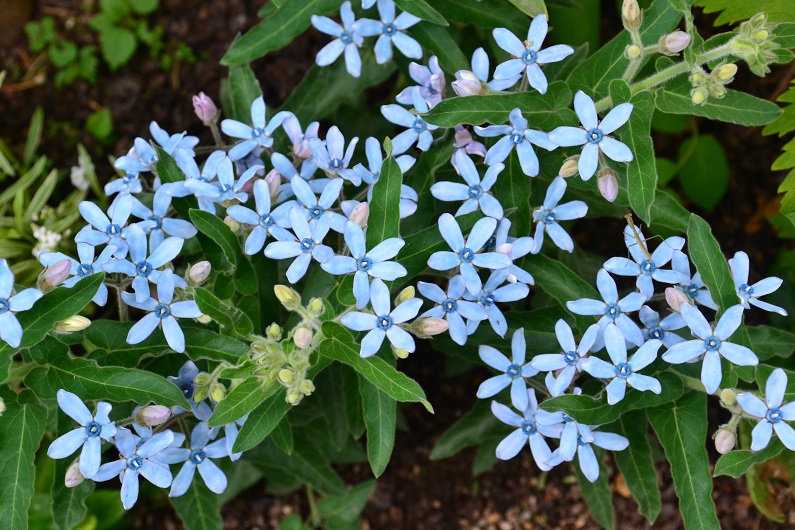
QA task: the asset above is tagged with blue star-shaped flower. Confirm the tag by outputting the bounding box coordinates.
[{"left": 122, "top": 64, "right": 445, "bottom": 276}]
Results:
[
  {"left": 738, "top": 368, "right": 795, "bottom": 451},
  {"left": 185, "top": 155, "right": 259, "bottom": 207},
  {"left": 264, "top": 208, "right": 334, "bottom": 284},
  {"left": 418, "top": 275, "right": 487, "bottom": 345},
  {"left": 431, "top": 150, "right": 504, "bottom": 218},
  {"left": 159, "top": 423, "right": 228, "bottom": 497},
  {"left": 130, "top": 186, "right": 198, "bottom": 252},
  {"left": 75, "top": 193, "right": 133, "bottom": 257},
  {"left": 452, "top": 47, "right": 520, "bottom": 96},
  {"left": 312, "top": 1, "right": 365, "bottom": 77},
  {"left": 531, "top": 176, "right": 588, "bottom": 253},
  {"left": 491, "top": 389, "right": 562, "bottom": 468},
  {"left": 381, "top": 90, "right": 439, "bottom": 155},
  {"left": 475, "top": 108, "right": 556, "bottom": 177},
  {"left": 39, "top": 244, "right": 114, "bottom": 306},
  {"left": 477, "top": 329, "right": 538, "bottom": 410},
  {"left": 221, "top": 97, "right": 292, "bottom": 161},
  {"left": 396, "top": 56, "right": 445, "bottom": 108},
  {"left": 531, "top": 320, "right": 600, "bottom": 397},
  {"left": 729, "top": 251, "right": 787, "bottom": 316},
  {"left": 486, "top": 218, "right": 535, "bottom": 285},
  {"left": 309, "top": 126, "right": 360, "bottom": 182},
  {"left": 546, "top": 428, "right": 629, "bottom": 482},
  {"left": 287, "top": 176, "right": 347, "bottom": 233},
  {"left": 639, "top": 305, "right": 685, "bottom": 348},
  {"left": 671, "top": 249, "right": 718, "bottom": 310},
  {"left": 167, "top": 361, "right": 213, "bottom": 421},
  {"left": 464, "top": 269, "right": 529, "bottom": 337},
  {"left": 355, "top": 0, "right": 422, "bottom": 64},
  {"left": 227, "top": 180, "right": 294, "bottom": 255}
]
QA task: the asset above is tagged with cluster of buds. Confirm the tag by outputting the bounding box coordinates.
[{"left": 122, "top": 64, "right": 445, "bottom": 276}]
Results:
[
  {"left": 689, "top": 63, "right": 738, "bottom": 105},
  {"left": 192, "top": 371, "right": 227, "bottom": 404},
  {"left": 278, "top": 344, "right": 315, "bottom": 405},
  {"left": 733, "top": 13, "right": 784, "bottom": 76}
]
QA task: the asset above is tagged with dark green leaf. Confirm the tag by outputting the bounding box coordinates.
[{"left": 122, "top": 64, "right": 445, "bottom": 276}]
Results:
[
  {"left": 677, "top": 135, "right": 729, "bottom": 210},
  {"left": 170, "top": 479, "right": 222, "bottom": 530},
  {"left": 748, "top": 325, "right": 795, "bottom": 361},
  {"left": 193, "top": 287, "right": 254, "bottom": 337},
  {"left": 366, "top": 153, "right": 402, "bottom": 248},
  {"left": 220, "top": 65, "right": 263, "bottom": 124},
  {"left": 431, "top": 0, "right": 527, "bottom": 35},
  {"left": 232, "top": 389, "right": 292, "bottom": 453},
  {"left": 360, "top": 378, "right": 397, "bottom": 477},
  {"left": 494, "top": 146, "right": 532, "bottom": 235},
  {"left": 401, "top": 135, "right": 456, "bottom": 235},
  {"left": 98, "top": 26, "right": 137, "bottom": 70},
  {"left": 51, "top": 457, "right": 94, "bottom": 530},
  {"left": 430, "top": 399, "right": 503, "bottom": 460},
  {"left": 271, "top": 417, "right": 294, "bottom": 455},
  {"left": 506, "top": 0, "right": 546, "bottom": 17},
  {"left": 315, "top": 364, "right": 350, "bottom": 451},
  {"left": 208, "top": 377, "right": 271, "bottom": 427},
  {"left": 409, "top": 22, "right": 469, "bottom": 75},
  {"left": 614, "top": 412, "right": 661, "bottom": 524},
  {"left": 714, "top": 439, "right": 785, "bottom": 478},
  {"left": 318, "top": 480, "right": 376, "bottom": 524},
  {"left": 395, "top": 0, "right": 448, "bottom": 25},
  {"left": 575, "top": 449, "right": 615, "bottom": 530}
]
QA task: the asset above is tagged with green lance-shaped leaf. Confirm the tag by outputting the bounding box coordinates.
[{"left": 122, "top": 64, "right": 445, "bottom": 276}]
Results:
[
  {"left": 366, "top": 151, "right": 403, "bottom": 249},
  {"left": 713, "top": 439, "right": 785, "bottom": 478},
  {"left": 647, "top": 392, "right": 721, "bottom": 530},
  {"left": 0, "top": 273, "right": 104, "bottom": 383},
  {"left": 614, "top": 411, "right": 662, "bottom": 524},
  {"left": 232, "top": 388, "right": 292, "bottom": 453},
  {"left": 170, "top": 479, "right": 223, "bottom": 530},
  {"left": 409, "top": 22, "right": 469, "bottom": 75},
  {"left": 220, "top": 65, "right": 262, "bottom": 124},
  {"left": 222, "top": 0, "right": 344, "bottom": 65},
  {"left": 423, "top": 81, "right": 575, "bottom": 129},
  {"left": 360, "top": 377, "right": 397, "bottom": 477},
  {"left": 655, "top": 75, "right": 783, "bottom": 127},
  {"left": 51, "top": 457, "right": 95, "bottom": 530},
  {"left": 747, "top": 325, "right": 795, "bottom": 361},
  {"left": 431, "top": 0, "right": 527, "bottom": 35},
  {"left": 318, "top": 322, "right": 432, "bottom": 412},
  {"left": 192, "top": 287, "right": 254, "bottom": 338},
  {"left": 394, "top": 0, "right": 448, "bottom": 26},
  {"left": 0, "top": 388, "right": 47, "bottom": 530},
  {"left": 208, "top": 377, "right": 274, "bottom": 427},
  {"left": 401, "top": 134, "right": 456, "bottom": 235}
]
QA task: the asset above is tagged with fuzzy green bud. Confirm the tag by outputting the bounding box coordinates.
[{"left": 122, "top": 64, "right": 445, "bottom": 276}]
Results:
[
  {"left": 298, "top": 380, "right": 315, "bottom": 395},
  {"left": 690, "top": 87, "right": 709, "bottom": 105},
  {"left": 395, "top": 286, "right": 415, "bottom": 306},
  {"left": 394, "top": 348, "right": 410, "bottom": 359},
  {"left": 274, "top": 285, "right": 302, "bottom": 311},
  {"left": 194, "top": 373, "right": 212, "bottom": 386},
  {"left": 196, "top": 314, "right": 212, "bottom": 324},
  {"left": 559, "top": 156, "right": 580, "bottom": 177},
  {"left": 709, "top": 84, "right": 727, "bottom": 98},
  {"left": 286, "top": 390, "right": 303, "bottom": 405},
  {"left": 720, "top": 388, "right": 737, "bottom": 407},
  {"left": 621, "top": 0, "right": 642, "bottom": 32},
  {"left": 307, "top": 298, "right": 324, "bottom": 317},
  {"left": 625, "top": 44, "right": 643, "bottom": 60},
  {"left": 210, "top": 383, "right": 226, "bottom": 403},
  {"left": 278, "top": 369, "right": 295, "bottom": 384},
  {"left": 193, "top": 385, "right": 209, "bottom": 403},
  {"left": 223, "top": 216, "right": 240, "bottom": 234},
  {"left": 713, "top": 63, "right": 738, "bottom": 83},
  {"left": 266, "top": 323, "right": 282, "bottom": 340}
]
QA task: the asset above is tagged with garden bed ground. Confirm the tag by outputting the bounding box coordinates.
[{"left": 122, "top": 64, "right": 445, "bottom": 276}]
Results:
[{"left": 2, "top": 0, "right": 794, "bottom": 528}]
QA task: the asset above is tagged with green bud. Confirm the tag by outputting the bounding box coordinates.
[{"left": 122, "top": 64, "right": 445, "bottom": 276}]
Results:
[
  {"left": 286, "top": 390, "right": 303, "bottom": 405},
  {"left": 193, "top": 385, "right": 209, "bottom": 403},
  {"left": 266, "top": 323, "right": 282, "bottom": 340},
  {"left": 720, "top": 388, "right": 737, "bottom": 407},
  {"left": 709, "top": 84, "right": 726, "bottom": 98},
  {"left": 713, "top": 63, "right": 737, "bottom": 83},
  {"left": 194, "top": 373, "right": 212, "bottom": 385},
  {"left": 210, "top": 383, "right": 226, "bottom": 403},
  {"left": 690, "top": 87, "right": 708, "bottom": 105},
  {"left": 307, "top": 298, "right": 324, "bottom": 317},
  {"left": 274, "top": 285, "right": 302, "bottom": 311},
  {"left": 395, "top": 286, "right": 415, "bottom": 306},
  {"left": 625, "top": 44, "right": 643, "bottom": 60},
  {"left": 299, "top": 380, "right": 315, "bottom": 395},
  {"left": 278, "top": 369, "right": 295, "bottom": 384},
  {"left": 0, "top": 398, "right": 5, "bottom": 416}
]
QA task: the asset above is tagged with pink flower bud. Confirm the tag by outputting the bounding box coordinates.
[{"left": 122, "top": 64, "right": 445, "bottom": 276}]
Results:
[
  {"left": 665, "top": 287, "right": 690, "bottom": 313},
  {"left": 294, "top": 326, "right": 313, "bottom": 349},
  {"left": 659, "top": 31, "right": 691, "bottom": 55},
  {"left": 714, "top": 427, "right": 736, "bottom": 454},
  {"left": 496, "top": 243, "right": 513, "bottom": 257},
  {"left": 452, "top": 126, "right": 487, "bottom": 168},
  {"left": 452, "top": 71, "right": 483, "bottom": 96},
  {"left": 413, "top": 317, "right": 449, "bottom": 338},
  {"left": 135, "top": 405, "right": 171, "bottom": 427},
  {"left": 40, "top": 259, "right": 71, "bottom": 291},
  {"left": 192, "top": 92, "right": 218, "bottom": 124},
  {"left": 597, "top": 169, "right": 618, "bottom": 202},
  {"left": 622, "top": 0, "right": 642, "bottom": 31},
  {"left": 349, "top": 202, "right": 370, "bottom": 227},
  {"left": 265, "top": 169, "right": 281, "bottom": 200},
  {"left": 188, "top": 261, "right": 211, "bottom": 286}
]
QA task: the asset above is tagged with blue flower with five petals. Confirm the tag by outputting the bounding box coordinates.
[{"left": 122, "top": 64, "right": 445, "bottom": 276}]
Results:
[
  {"left": 475, "top": 108, "right": 557, "bottom": 177},
  {"left": 264, "top": 208, "right": 334, "bottom": 283},
  {"left": 381, "top": 90, "right": 439, "bottom": 155},
  {"left": 312, "top": 1, "right": 365, "bottom": 77},
  {"left": 158, "top": 422, "right": 228, "bottom": 497},
  {"left": 464, "top": 269, "right": 529, "bottom": 337},
  {"left": 221, "top": 97, "right": 292, "bottom": 161},
  {"left": 287, "top": 176, "right": 348, "bottom": 233},
  {"left": 227, "top": 180, "right": 294, "bottom": 255},
  {"left": 130, "top": 186, "right": 198, "bottom": 251},
  {"left": 546, "top": 428, "right": 628, "bottom": 482},
  {"left": 670, "top": 249, "right": 718, "bottom": 310},
  {"left": 639, "top": 305, "right": 685, "bottom": 348},
  {"left": 729, "top": 251, "right": 787, "bottom": 316},
  {"left": 491, "top": 389, "right": 562, "bottom": 468},
  {"left": 0, "top": 260, "right": 41, "bottom": 348},
  {"left": 167, "top": 361, "right": 213, "bottom": 421},
  {"left": 40, "top": 244, "right": 115, "bottom": 306},
  {"left": 737, "top": 368, "right": 795, "bottom": 451},
  {"left": 75, "top": 194, "right": 134, "bottom": 257},
  {"left": 477, "top": 329, "right": 538, "bottom": 410},
  {"left": 530, "top": 320, "right": 600, "bottom": 397},
  {"left": 418, "top": 275, "right": 487, "bottom": 345},
  {"left": 309, "top": 126, "right": 360, "bottom": 182},
  {"left": 355, "top": 0, "right": 422, "bottom": 64},
  {"left": 531, "top": 176, "right": 588, "bottom": 253},
  {"left": 431, "top": 150, "right": 503, "bottom": 219}
]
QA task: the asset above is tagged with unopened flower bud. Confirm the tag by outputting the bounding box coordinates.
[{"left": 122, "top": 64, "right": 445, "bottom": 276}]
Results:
[
  {"left": 274, "top": 285, "right": 302, "bottom": 311},
  {"left": 287, "top": 390, "right": 303, "bottom": 405},
  {"left": 689, "top": 69, "right": 708, "bottom": 85},
  {"left": 196, "top": 314, "right": 212, "bottom": 324},
  {"left": 192, "top": 92, "right": 218, "bottom": 125},
  {"left": 349, "top": 202, "right": 370, "bottom": 227},
  {"left": 709, "top": 84, "right": 726, "bottom": 98},
  {"left": 597, "top": 169, "right": 619, "bottom": 202},
  {"left": 0, "top": 398, "right": 5, "bottom": 416},
  {"left": 293, "top": 326, "right": 313, "bottom": 349},
  {"left": 278, "top": 369, "right": 295, "bottom": 384},
  {"left": 659, "top": 31, "right": 691, "bottom": 55},
  {"left": 690, "top": 87, "right": 708, "bottom": 106},
  {"left": 39, "top": 259, "right": 71, "bottom": 291},
  {"left": 210, "top": 383, "right": 226, "bottom": 403},
  {"left": 194, "top": 372, "right": 212, "bottom": 385},
  {"left": 720, "top": 388, "right": 737, "bottom": 407},
  {"left": 267, "top": 323, "right": 282, "bottom": 340},
  {"left": 496, "top": 243, "right": 513, "bottom": 257},
  {"left": 188, "top": 261, "right": 211, "bottom": 286},
  {"left": 452, "top": 71, "right": 483, "bottom": 96},
  {"left": 65, "top": 460, "right": 85, "bottom": 488},
  {"left": 394, "top": 348, "right": 410, "bottom": 359},
  {"left": 395, "top": 286, "right": 415, "bottom": 306},
  {"left": 135, "top": 405, "right": 171, "bottom": 427},
  {"left": 299, "top": 380, "right": 315, "bottom": 395},
  {"left": 265, "top": 169, "right": 281, "bottom": 199},
  {"left": 224, "top": 216, "right": 240, "bottom": 234},
  {"left": 53, "top": 315, "right": 92, "bottom": 333},
  {"left": 307, "top": 297, "right": 324, "bottom": 317},
  {"left": 713, "top": 63, "right": 738, "bottom": 82},
  {"left": 625, "top": 44, "right": 643, "bottom": 60},
  {"left": 412, "top": 317, "right": 449, "bottom": 338},
  {"left": 665, "top": 287, "right": 690, "bottom": 313},
  {"left": 622, "top": 0, "right": 642, "bottom": 31},
  {"left": 714, "top": 427, "right": 736, "bottom": 454},
  {"left": 752, "top": 30, "right": 769, "bottom": 41},
  {"left": 559, "top": 156, "right": 580, "bottom": 177}
]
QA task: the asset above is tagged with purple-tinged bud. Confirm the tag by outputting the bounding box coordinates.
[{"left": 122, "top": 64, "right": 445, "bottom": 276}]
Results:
[
  {"left": 294, "top": 326, "right": 313, "bottom": 349},
  {"left": 597, "top": 169, "right": 619, "bottom": 202},
  {"left": 412, "top": 317, "right": 449, "bottom": 338},
  {"left": 559, "top": 156, "right": 579, "bottom": 177},
  {"left": 659, "top": 31, "right": 691, "bottom": 55},
  {"left": 188, "top": 261, "right": 211, "bottom": 286},
  {"left": 265, "top": 169, "right": 281, "bottom": 200},
  {"left": 39, "top": 259, "right": 71, "bottom": 291},
  {"left": 665, "top": 287, "right": 690, "bottom": 313},
  {"left": 622, "top": 0, "right": 642, "bottom": 31},
  {"left": 192, "top": 92, "right": 218, "bottom": 125},
  {"left": 135, "top": 405, "right": 171, "bottom": 427},
  {"left": 65, "top": 460, "right": 85, "bottom": 488},
  {"left": 349, "top": 202, "right": 369, "bottom": 227},
  {"left": 714, "top": 427, "right": 736, "bottom": 455},
  {"left": 452, "top": 71, "right": 483, "bottom": 96}
]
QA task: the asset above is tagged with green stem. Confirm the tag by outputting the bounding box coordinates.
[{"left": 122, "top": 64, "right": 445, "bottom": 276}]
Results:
[
  {"left": 305, "top": 483, "right": 321, "bottom": 527},
  {"left": 622, "top": 59, "right": 643, "bottom": 83}
]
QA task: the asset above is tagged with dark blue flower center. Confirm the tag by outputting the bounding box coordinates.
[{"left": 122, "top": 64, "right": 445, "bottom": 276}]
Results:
[
  {"left": 509, "top": 131, "right": 524, "bottom": 144},
  {"left": 148, "top": 215, "right": 163, "bottom": 230},
  {"left": 649, "top": 326, "right": 664, "bottom": 340},
  {"left": 179, "top": 382, "right": 194, "bottom": 399},
  {"left": 767, "top": 408, "right": 783, "bottom": 424},
  {"left": 506, "top": 364, "right": 521, "bottom": 378},
  {"left": 155, "top": 304, "right": 171, "bottom": 319},
  {"left": 123, "top": 173, "right": 137, "bottom": 184},
  {"left": 562, "top": 413, "right": 573, "bottom": 423},
  {"left": 468, "top": 185, "right": 483, "bottom": 199},
  {"left": 329, "top": 158, "right": 344, "bottom": 170},
  {"left": 128, "top": 455, "right": 143, "bottom": 471},
  {"left": 484, "top": 235, "right": 497, "bottom": 252},
  {"left": 686, "top": 283, "right": 700, "bottom": 298},
  {"left": 340, "top": 31, "right": 353, "bottom": 45},
  {"left": 77, "top": 263, "right": 93, "bottom": 277},
  {"left": 136, "top": 261, "right": 153, "bottom": 277},
  {"left": 615, "top": 362, "right": 632, "bottom": 378},
  {"left": 482, "top": 293, "right": 496, "bottom": 306},
  {"left": 251, "top": 127, "right": 264, "bottom": 139},
  {"left": 705, "top": 336, "right": 720, "bottom": 351},
  {"left": 85, "top": 421, "right": 101, "bottom": 437},
  {"left": 522, "top": 49, "right": 537, "bottom": 64},
  {"left": 0, "top": 298, "right": 8, "bottom": 314},
  {"left": 356, "top": 257, "right": 373, "bottom": 272},
  {"left": 106, "top": 224, "right": 122, "bottom": 237},
  {"left": 309, "top": 206, "right": 324, "bottom": 219},
  {"left": 300, "top": 238, "right": 315, "bottom": 253},
  {"left": 190, "top": 449, "right": 206, "bottom": 465},
  {"left": 577, "top": 434, "right": 590, "bottom": 447},
  {"left": 605, "top": 304, "right": 620, "bottom": 319},
  {"left": 640, "top": 260, "right": 656, "bottom": 275},
  {"left": 412, "top": 118, "right": 426, "bottom": 133},
  {"left": 442, "top": 299, "right": 457, "bottom": 313},
  {"left": 218, "top": 184, "right": 232, "bottom": 194},
  {"left": 521, "top": 421, "right": 536, "bottom": 435},
  {"left": 564, "top": 350, "right": 578, "bottom": 365},
  {"left": 587, "top": 128, "right": 603, "bottom": 144},
  {"left": 543, "top": 211, "right": 557, "bottom": 225},
  {"left": 260, "top": 214, "right": 274, "bottom": 227},
  {"left": 739, "top": 283, "right": 754, "bottom": 296},
  {"left": 383, "top": 22, "right": 397, "bottom": 36},
  {"left": 377, "top": 315, "right": 393, "bottom": 330},
  {"left": 459, "top": 247, "right": 475, "bottom": 263}
]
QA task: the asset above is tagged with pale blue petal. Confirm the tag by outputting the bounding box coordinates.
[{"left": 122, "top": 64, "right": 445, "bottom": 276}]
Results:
[
  {"left": 548, "top": 126, "right": 586, "bottom": 147},
  {"left": 47, "top": 429, "right": 87, "bottom": 459},
  {"left": 606, "top": 377, "right": 627, "bottom": 405},
  {"left": 701, "top": 350, "right": 722, "bottom": 394},
  {"left": 719, "top": 342, "right": 758, "bottom": 366},
  {"left": 774, "top": 422, "right": 795, "bottom": 451},
  {"left": 477, "top": 374, "right": 511, "bottom": 398},
  {"left": 578, "top": 142, "right": 599, "bottom": 180},
  {"left": 127, "top": 313, "right": 160, "bottom": 344},
  {"left": 566, "top": 299, "right": 605, "bottom": 315},
  {"left": 169, "top": 462, "right": 196, "bottom": 497},
  {"left": 80, "top": 436, "right": 102, "bottom": 478},
  {"left": 751, "top": 420, "right": 773, "bottom": 451},
  {"left": 492, "top": 28, "right": 524, "bottom": 57},
  {"left": 574, "top": 91, "right": 598, "bottom": 130},
  {"left": 341, "top": 312, "right": 378, "bottom": 331},
  {"left": 599, "top": 102, "right": 633, "bottom": 135},
  {"left": 714, "top": 305, "right": 743, "bottom": 341}
]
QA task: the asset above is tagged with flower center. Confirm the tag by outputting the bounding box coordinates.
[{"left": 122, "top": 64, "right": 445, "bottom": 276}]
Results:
[
  {"left": 615, "top": 362, "right": 632, "bottom": 378},
  {"left": 412, "top": 118, "right": 426, "bottom": 133},
  {"left": 562, "top": 413, "right": 573, "bottom": 423},
  {"left": 251, "top": 127, "right": 264, "bottom": 139},
  {"left": 605, "top": 304, "right": 620, "bottom": 319},
  {"left": 767, "top": 408, "right": 783, "bottom": 424},
  {"left": 649, "top": 326, "right": 664, "bottom": 340},
  {"left": 329, "top": 158, "right": 344, "bottom": 170},
  {"left": 377, "top": 315, "right": 393, "bottom": 330},
  {"left": 179, "top": 382, "right": 194, "bottom": 399},
  {"left": 564, "top": 350, "right": 578, "bottom": 365},
  {"left": 154, "top": 304, "right": 171, "bottom": 319},
  {"left": 136, "top": 261, "right": 153, "bottom": 277},
  {"left": 189, "top": 449, "right": 206, "bottom": 465},
  {"left": 704, "top": 336, "right": 720, "bottom": 351},
  {"left": 85, "top": 421, "right": 101, "bottom": 438},
  {"left": 340, "top": 31, "right": 353, "bottom": 45},
  {"left": 0, "top": 298, "right": 7, "bottom": 314},
  {"left": 357, "top": 257, "right": 373, "bottom": 271},
  {"left": 506, "top": 364, "right": 521, "bottom": 379},
  {"left": 543, "top": 211, "right": 557, "bottom": 225},
  {"left": 442, "top": 299, "right": 458, "bottom": 313},
  {"left": 148, "top": 215, "right": 163, "bottom": 230},
  {"left": 577, "top": 434, "right": 590, "bottom": 447},
  {"left": 587, "top": 128, "right": 603, "bottom": 144},
  {"left": 77, "top": 263, "right": 93, "bottom": 277},
  {"left": 521, "top": 49, "right": 537, "bottom": 64},
  {"left": 482, "top": 293, "right": 496, "bottom": 306},
  {"left": 106, "top": 223, "right": 122, "bottom": 237},
  {"left": 509, "top": 131, "right": 524, "bottom": 144},
  {"left": 128, "top": 455, "right": 143, "bottom": 471},
  {"left": 738, "top": 283, "right": 754, "bottom": 296},
  {"left": 686, "top": 283, "right": 700, "bottom": 298},
  {"left": 383, "top": 22, "right": 397, "bottom": 36},
  {"left": 468, "top": 185, "right": 483, "bottom": 199},
  {"left": 218, "top": 184, "right": 232, "bottom": 194},
  {"left": 309, "top": 206, "right": 324, "bottom": 219},
  {"left": 640, "top": 260, "right": 656, "bottom": 275},
  {"left": 260, "top": 213, "right": 274, "bottom": 227},
  {"left": 123, "top": 173, "right": 137, "bottom": 184},
  {"left": 521, "top": 421, "right": 536, "bottom": 435},
  {"left": 300, "top": 238, "right": 315, "bottom": 253},
  {"left": 459, "top": 247, "right": 475, "bottom": 263}
]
